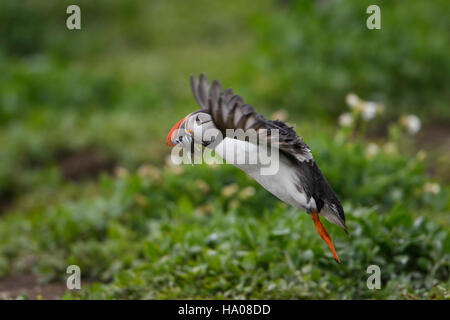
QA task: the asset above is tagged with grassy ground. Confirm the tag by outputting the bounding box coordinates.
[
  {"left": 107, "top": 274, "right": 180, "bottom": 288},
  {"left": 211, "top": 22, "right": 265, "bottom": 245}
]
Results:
[{"left": 0, "top": 0, "right": 449, "bottom": 299}]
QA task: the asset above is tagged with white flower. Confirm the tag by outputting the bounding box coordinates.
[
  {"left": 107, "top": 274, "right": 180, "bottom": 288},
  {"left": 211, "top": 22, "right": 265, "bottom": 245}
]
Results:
[
  {"left": 423, "top": 182, "right": 441, "bottom": 195},
  {"left": 338, "top": 113, "right": 353, "bottom": 127},
  {"left": 195, "top": 179, "right": 210, "bottom": 193},
  {"left": 221, "top": 183, "right": 238, "bottom": 198},
  {"left": 365, "top": 143, "right": 379, "bottom": 159},
  {"left": 239, "top": 186, "right": 256, "bottom": 200},
  {"left": 407, "top": 115, "right": 421, "bottom": 134},
  {"left": 400, "top": 114, "right": 421, "bottom": 135},
  {"left": 391, "top": 188, "right": 403, "bottom": 201},
  {"left": 346, "top": 93, "right": 360, "bottom": 108},
  {"left": 383, "top": 142, "right": 398, "bottom": 155},
  {"left": 137, "top": 164, "right": 161, "bottom": 181},
  {"left": 346, "top": 93, "right": 384, "bottom": 121},
  {"left": 207, "top": 233, "right": 219, "bottom": 242},
  {"left": 361, "top": 102, "right": 377, "bottom": 121}
]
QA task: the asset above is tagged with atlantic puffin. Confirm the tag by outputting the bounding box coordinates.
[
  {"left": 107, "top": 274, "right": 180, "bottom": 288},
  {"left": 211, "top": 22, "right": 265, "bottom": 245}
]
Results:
[{"left": 166, "top": 74, "right": 348, "bottom": 263}]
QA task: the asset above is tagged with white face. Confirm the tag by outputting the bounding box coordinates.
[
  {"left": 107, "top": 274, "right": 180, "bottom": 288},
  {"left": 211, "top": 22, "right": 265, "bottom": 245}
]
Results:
[
  {"left": 186, "top": 112, "right": 218, "bottom": 145},
  {"left": 167, "top": 111, "right": 219, "bottom": 148}
]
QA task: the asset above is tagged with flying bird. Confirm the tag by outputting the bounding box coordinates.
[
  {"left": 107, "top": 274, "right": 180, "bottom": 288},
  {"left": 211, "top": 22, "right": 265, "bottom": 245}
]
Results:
[{"left": 166, "top": 74, "right": 347, "bottom": 263}]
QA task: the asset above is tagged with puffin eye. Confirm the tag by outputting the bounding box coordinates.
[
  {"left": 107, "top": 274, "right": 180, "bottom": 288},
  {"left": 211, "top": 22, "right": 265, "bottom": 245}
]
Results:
[
  {"left": 195, "top": 115, "right": 201, "bottom": 125},
  {"left": 179, "top": 136, "right": 183, "bottom": 142}
]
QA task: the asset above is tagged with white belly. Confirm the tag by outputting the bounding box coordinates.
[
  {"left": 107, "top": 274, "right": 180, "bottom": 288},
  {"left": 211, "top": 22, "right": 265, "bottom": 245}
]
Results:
[{"left": 213, "top": 138, "right": 317, "bottom": 212}]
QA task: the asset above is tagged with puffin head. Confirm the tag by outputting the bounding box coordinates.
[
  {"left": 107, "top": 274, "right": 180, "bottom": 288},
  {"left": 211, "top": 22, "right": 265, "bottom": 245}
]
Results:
[{"left": 166, "top": 111, "right": 218, "bottom": 148}]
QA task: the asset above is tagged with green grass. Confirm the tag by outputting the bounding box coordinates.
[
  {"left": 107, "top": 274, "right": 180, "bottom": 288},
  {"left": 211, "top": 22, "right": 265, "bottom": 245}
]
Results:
[
  {"left": 1, "top": 131, "right": 449, "bottom": 299},
  {"left": 0, "top": 0, "right": 449, "bottom": 299}
]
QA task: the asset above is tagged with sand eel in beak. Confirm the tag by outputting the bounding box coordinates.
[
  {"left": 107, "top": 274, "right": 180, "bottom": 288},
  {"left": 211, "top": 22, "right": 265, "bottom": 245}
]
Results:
[{"left": 167, "top": 74, "right": 348, "bottom": 263}]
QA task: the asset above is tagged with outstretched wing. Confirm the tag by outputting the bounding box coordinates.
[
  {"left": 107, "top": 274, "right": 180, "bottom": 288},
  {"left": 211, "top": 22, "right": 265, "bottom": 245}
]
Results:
[
  {"left": 190, "top": 74, "right": 346, "bottom": 230},
  {"left": 190, "top": 73, "right": 313, "bottom": 163}
]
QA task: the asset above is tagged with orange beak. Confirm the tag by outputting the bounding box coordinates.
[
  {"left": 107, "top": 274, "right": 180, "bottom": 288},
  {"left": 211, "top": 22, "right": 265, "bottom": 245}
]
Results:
[
  {"left": 311, "top": 212, "right": 341, "bottom": 264},
  {"left": 166, "top": 117, "right": 186, "bottom": 147}
]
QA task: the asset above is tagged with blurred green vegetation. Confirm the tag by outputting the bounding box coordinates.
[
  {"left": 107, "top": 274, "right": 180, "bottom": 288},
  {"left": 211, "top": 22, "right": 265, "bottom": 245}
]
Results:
[{"left": 0, "top": 0, "right": 448, "bottom": 299}]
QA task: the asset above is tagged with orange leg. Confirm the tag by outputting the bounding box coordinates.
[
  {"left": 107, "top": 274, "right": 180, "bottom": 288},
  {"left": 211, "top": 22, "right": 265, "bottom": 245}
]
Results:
[{"left": 311, "top": 212, "right": 341, "bottom": 264}]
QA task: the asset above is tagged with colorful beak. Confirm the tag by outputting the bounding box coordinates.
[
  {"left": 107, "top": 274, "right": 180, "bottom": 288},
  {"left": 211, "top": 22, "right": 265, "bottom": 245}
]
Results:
[{"left": 166, "top": 117, "right": 186, "bottom": 147}]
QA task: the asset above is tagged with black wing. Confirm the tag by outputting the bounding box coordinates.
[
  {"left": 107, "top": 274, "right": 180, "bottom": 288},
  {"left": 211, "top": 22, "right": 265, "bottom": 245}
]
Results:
[
  {"left": 190, "top": 73, "right": 313, "bottom": 163},
  {"left": 190, "top": 74, "right": 346, "bottom": 229}
]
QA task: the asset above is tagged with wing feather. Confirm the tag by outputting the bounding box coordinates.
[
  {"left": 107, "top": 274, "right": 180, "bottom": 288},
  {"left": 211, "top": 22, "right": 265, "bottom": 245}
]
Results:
[
  {"left": 188, "top": 74, "right": 345, "bottom": 229},
  {"left": 190, "top": 73, "right": 312, "bottom": 162}
]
